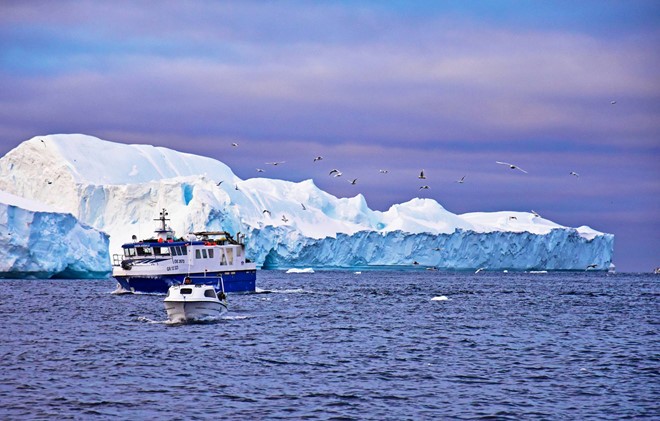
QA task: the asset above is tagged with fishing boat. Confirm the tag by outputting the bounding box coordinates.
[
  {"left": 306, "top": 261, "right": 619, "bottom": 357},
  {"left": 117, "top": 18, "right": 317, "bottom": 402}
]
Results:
[
  {"left": 164, "top": 277, "right": 228, "bottom": 323},
  {"left": 111, "top": 208, "right": 257, "bottom": 293}
]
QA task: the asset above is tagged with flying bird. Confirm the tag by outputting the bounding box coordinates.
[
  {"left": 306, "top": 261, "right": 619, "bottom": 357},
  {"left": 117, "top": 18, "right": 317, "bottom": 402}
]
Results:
[
  {"left": 419, "top": 185, "right": 429, "bottom": 190},
  {"left": 456, "top": 175, "right": 466, "bottom": 184},
  {"left": 266, "top": 161, "right": 285, "bottom": 166},
  {"left": 610, "top": 100, "right": 617, "bottom": 105},
  {"left": 586, "top": 263, "right": 598, "bottom": 270},
  {"left": 231, "top": 142, "right": 238, "bottom": 147},
  {"left": 496, "top": 161, "right": 527, "bottom": 173},
  {"left": 256, "top": 168, "right": 265, "bottom": 173},
  {"left": 313, "top": 156, "right": 323, "bottom": 162},
  {"left": 418, "top": 170, "right": 426, "bottom": 179},
  {"left": 235, "top": 184, "right": 239, "bottom": 191},
  {"left": 301, "top": 203, "right": 307, "bottom": 210},
  {"left": 531, "top": 210, "right": 541, "bottom": 218},
  {"left": 570, "top": 171, "right": 579, "bottom": 177},
  {"left": 216, "top": 181, "right": 224, "bottom": 186},
  {"left": 329, "top": 169, "right": 342, "bottom": 177},
  {"left": 379, "top": 169, "right": 389, "bottom": 174},
  {"left": 281, "top": 215, "right": 289, "bottom": 223},
  {"left": 263, "top": 209, "right": 271, "bottom": 216},
  {"left": 509, "top": 216, "right": 517, "bottom": 220},
  {"left": 349, "top": 178, "right": 358, "bottom": 185}
]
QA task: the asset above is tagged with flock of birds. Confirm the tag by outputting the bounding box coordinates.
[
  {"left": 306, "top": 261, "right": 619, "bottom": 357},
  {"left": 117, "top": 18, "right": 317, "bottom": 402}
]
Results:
[{"left": 221, "top": 142, "right": 583, "bottom": 226}]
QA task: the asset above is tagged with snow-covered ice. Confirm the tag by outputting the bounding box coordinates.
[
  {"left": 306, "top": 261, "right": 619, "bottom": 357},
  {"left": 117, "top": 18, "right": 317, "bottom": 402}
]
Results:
[{"left": 0, "top": 134, "right": 614, "bottom": 273}]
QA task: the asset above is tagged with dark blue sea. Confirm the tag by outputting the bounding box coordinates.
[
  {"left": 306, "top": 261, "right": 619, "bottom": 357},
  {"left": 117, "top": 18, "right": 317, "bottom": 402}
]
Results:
[{"left": 1, "top": 271, "right": 658, "bottom": 420}]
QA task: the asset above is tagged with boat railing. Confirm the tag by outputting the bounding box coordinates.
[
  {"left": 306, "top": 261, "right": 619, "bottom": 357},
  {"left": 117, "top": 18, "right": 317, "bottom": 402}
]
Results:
[{"left": 191, "top": 231, "right": 243, "bottom": 245}]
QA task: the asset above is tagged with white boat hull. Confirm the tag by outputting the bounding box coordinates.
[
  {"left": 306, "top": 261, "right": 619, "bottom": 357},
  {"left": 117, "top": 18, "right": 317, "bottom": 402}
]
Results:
[
  {"left": 164, "top": 300, "right": 227, "bottom": 323},
  {"left": 164, "top": 284, "right": 228, "bottom": 323}
]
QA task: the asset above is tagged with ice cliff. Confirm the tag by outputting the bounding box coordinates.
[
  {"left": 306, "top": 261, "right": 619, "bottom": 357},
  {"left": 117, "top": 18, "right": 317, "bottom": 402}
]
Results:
[
  {"left": 0, "top": 190, "right": 110, "bottom": 278},
  {"left": 0, "top": 134, "right": 614, "bottom": 272}
]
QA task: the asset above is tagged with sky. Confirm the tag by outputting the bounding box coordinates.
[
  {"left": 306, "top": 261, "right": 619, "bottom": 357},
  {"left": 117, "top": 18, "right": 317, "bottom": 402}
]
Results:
[{"left": 0, "top": 0, "right": 658, "bottom": 272}]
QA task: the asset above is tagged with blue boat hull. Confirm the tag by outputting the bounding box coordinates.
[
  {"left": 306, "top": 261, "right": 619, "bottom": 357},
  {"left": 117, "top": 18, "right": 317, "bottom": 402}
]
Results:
[{"left": 114, "top": 270, "right": 257, "bottom": 294}]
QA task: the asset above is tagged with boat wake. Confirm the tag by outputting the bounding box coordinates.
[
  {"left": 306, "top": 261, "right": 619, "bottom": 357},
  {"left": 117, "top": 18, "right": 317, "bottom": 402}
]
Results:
[
  {"left": 137, "top": 315, "right": 228, "bottom": 325},
  {"left": 111, "top": 285, "right": 133, "bottom": 295},
  {"left": 259, "top": 288, "right": 318, "bottom": 295},
  {"left": 223, "top": 315, "right": 252, "bottom": 320}
]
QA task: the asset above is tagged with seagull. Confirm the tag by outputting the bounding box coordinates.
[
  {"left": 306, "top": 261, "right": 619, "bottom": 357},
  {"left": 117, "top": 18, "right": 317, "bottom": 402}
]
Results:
[
  {"left": 281, "top": 215, "right": 288, "bottom": 223},
  {"left": 231, "top": 142, "right": 238, "bottom": 147},
  {"left": 263, "top": 209, "right": 271, "bottom": 216},
  {"left": 610, "top": 100, "right": 617, "bottom": 105},
  {"left": 329, "top": 169, "right": 342, "bottom": 177},
  {"left": 570, "top": 171, "right": 579, "bottom": 177},
  {"left": 586, "top": 263, "right": 598, "bottom": 270},
  {"left": 216, "top": 181, "right": 224, "bottom": 186},
  {"left": 531, "top": 210, "right": 541, "bottom": 218},
  {"left": 418, "top": 170, "right": 426, "bottom": 179},
  {"left": 419, "top": 185, "right": 429, "bottom": 190},
  {"left": 496, "top": 161, "right": 527, "bottom": 173},
  {"left": 301, "top": 203, "right": 307, "bottom": 210},
  {"left": 266, "top": 161, "right": 285, "bottom": 166},
  {"left": 379, "top": 169, "right": 389, "bottom": 174},
  {"left": 456, "top": 175, "right": 466, "bottom": 184},
  {"left": 235, "top": 184, "right": 239, "bottom": 191},
  {"left": 509, "top": 216, "right": 517, "bottom": 220},
  {"left": 256, "top": 168, "right": 265, "bottom": 173},
  {"left": 475, "top": 267, "right": 486, "bottom": 273},
  {"left": 433, "top": 247, "right": 443, "bottom": 251},
  {"left": 46, "top": 180, "right": 52, "bottom": 184},
  {"left": 313, "top": 156, "right": 323, "bottom": 162},
  {"left": 349, "top": 178, "right": 357, "bottom": 185}
]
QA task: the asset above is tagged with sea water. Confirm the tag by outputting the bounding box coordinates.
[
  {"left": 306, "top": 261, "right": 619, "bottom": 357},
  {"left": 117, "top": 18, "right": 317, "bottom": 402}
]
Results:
[{"left": 0, "top": 271, "right": 657, "bottom": 419}]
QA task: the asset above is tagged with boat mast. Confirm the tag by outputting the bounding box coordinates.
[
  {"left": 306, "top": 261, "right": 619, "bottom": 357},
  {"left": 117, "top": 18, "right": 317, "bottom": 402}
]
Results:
[{"left": 154, "top": 208, "right": 171, "bottom": 241}]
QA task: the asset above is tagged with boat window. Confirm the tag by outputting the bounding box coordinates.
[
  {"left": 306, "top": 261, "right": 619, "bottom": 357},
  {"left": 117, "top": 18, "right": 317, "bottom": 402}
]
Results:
[
  {"left": 195, "top": 249, "right": 201, "bottom": 259},
  {"left": 153, "top": 247, "right": 170, "bottom": 256},
  {"left": 204, "top": 289, "right": 216, "bottom": 298},
  {"left": 202, "top": 249, "right": 208, "bottom": 259},
  {"left": 180, "top": 246, "right": 187, "bottom": 255},
  {"left": 136, "top": 247, "right": 153, "bottom": 256},
  {"left": 220, "top": 253, "right": 227, "bottom": 265},
  {"left": 237, "top": 247, "right": 242, "bottom": 257},
  {"left": 171, "top": 247, "right": 179, "bottom": 256},
  {"left": 208, "top": 249, "right": 214, "bottom": 259},
  {"left": 226, "top": 248, "right": 234, "bottom": 265},
  {"left": 124, "top": 248, "right": 136, "bottom": 257},
  {"left": 180, "top": 288, "right": 192, "bottom": 294}
]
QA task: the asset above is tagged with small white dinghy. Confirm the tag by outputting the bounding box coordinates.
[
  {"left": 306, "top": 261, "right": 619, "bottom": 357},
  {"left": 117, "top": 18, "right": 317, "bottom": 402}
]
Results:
[{"left": 164, "top": 277, "right": 228, "bottom": 323}]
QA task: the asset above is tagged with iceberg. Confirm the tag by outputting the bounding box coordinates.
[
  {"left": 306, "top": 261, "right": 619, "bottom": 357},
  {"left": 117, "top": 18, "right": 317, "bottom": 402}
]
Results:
[
  {"left": 0, "top": 190, "right": 111, "bottom": 278},
  {"left": 0, "top": 134, "right": 614, "bottom": 272}
]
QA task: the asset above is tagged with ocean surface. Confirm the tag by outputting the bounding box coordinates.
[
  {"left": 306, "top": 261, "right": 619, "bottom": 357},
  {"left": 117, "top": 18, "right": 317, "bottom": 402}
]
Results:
[{"left": 0, "top": 271, "right": 658, "bottom": 420}]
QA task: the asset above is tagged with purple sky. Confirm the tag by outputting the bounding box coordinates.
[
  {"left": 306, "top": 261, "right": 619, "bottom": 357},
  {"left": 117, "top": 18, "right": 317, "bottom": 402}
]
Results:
[{"left": 1, "top": 1, "right": 658, "bottom": 271}]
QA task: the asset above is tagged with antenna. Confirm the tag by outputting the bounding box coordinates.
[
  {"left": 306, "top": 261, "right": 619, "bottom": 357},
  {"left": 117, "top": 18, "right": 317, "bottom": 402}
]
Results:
[{"left": 155, "top": 208, "right": 170, "bottom": 232}]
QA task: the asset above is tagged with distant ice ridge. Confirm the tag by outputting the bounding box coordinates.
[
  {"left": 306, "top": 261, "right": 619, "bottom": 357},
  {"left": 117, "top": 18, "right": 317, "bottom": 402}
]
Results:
[
  {"left": 0, "top": 190, "right": 110, "bottom": 278},
  {"left": 0, "top": 134, "right": 614, "bottom": 272}
]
